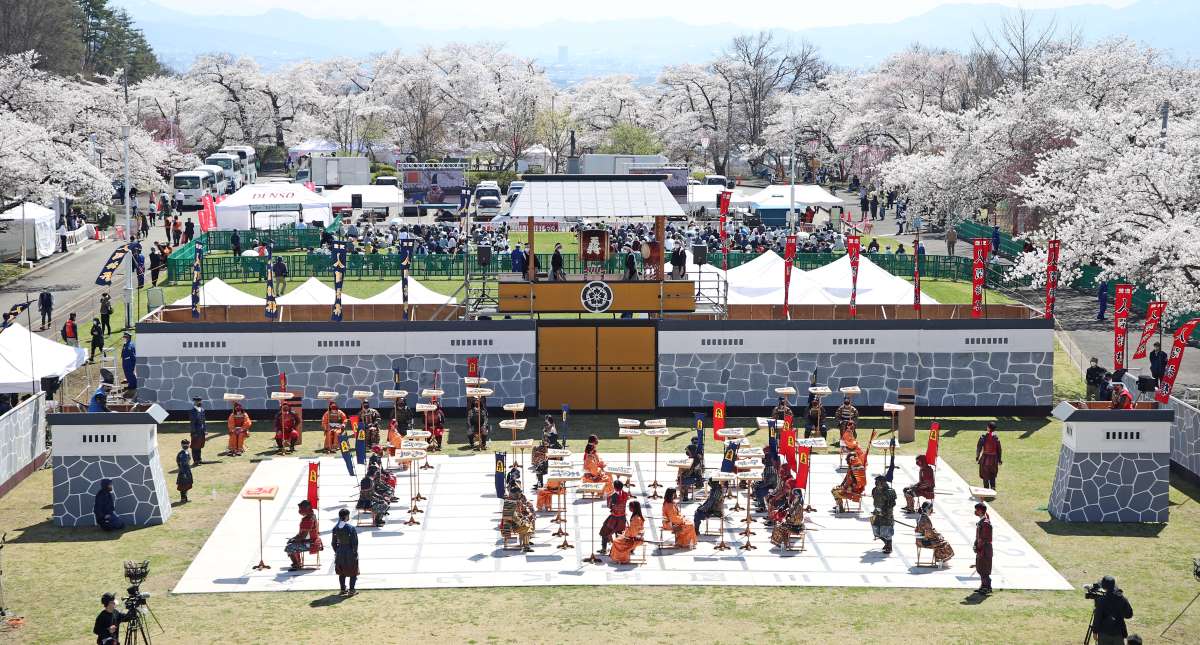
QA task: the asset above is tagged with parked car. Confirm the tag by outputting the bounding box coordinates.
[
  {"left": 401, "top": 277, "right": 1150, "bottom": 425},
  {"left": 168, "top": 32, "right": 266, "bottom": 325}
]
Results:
[
  {"left": 506, "top": 180, "right": 526, "bottom": 203},
  {"left": 475, "top": 196, "right": 502, "bottom": 220}
]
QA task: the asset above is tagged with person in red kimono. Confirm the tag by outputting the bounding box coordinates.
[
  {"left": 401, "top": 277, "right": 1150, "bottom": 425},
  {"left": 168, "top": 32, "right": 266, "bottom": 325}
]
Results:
[
  {"left": 285, "top": 500, "right": 322, "bottom": 570},
  {"left": 976, "top": 422, "right": 1003, "bottom": 490},
  {"left": 274, "top": 402, "right": 301, "bottom": 453},
  {"left": 902, "top": 454, "right": 936, "bottom": 513},
  {"left": 597, "top": 480, "right": 630, "bottom": 555},
  {"left": 1111, "top": 382, "right": 1134, "bottom": 410}
]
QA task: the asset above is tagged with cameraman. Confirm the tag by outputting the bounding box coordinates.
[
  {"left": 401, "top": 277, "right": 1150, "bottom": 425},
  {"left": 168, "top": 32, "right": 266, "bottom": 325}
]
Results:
[
  {"left": 93, "top": 592, "right": 127, "bottom": 645},
  {"left": 1090, "top": 576, "right": 1133, "bottom": 644}
]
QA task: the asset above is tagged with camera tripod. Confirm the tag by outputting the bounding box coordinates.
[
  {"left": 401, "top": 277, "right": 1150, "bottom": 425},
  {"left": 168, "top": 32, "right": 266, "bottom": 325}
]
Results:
[{"left": 121, "top": 597, "right": 163, "bottom": 645}]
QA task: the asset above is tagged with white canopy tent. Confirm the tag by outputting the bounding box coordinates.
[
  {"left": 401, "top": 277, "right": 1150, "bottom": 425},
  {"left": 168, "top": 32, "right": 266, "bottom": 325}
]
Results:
[
  {"left": 0, "top": 323, "right": 87, "bottom": 393},
  {"left": 214, "top": 184, "right": 333, "bottom": 231},
  {"left": 684, "top": 185, "right": 752, "bottom": 214},
  {"left": 365, "top": 278, "right": 455, "bottom": 305},
  {"left": 508, "top": 177, "right": 685, "bottom": 221},
  {"left": 323, "top": 185, "right": 405, "bottom": 217},
  {"left": 804, "top": 255, "right": 939, "bottom": 305},
  {"left": 171, "top": 277, "right": 265, "bottom": 307},
  {"left": 747, "top": 184, "right": 845, "bottom": 210},
  {"left": 276, "top": 277, "right": 366, "bottom": 305},
  {"left": 0, "top": 202, "right": 57, "bottom": 259}
]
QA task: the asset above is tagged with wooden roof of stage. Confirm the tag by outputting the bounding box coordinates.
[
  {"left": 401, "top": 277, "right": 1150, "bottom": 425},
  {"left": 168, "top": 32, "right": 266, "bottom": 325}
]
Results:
[{"left": 509, "top": 174, "right": 686, "bottom": 220}]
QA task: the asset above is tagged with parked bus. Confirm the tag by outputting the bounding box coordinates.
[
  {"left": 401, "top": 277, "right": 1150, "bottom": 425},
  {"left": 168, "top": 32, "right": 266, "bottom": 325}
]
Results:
[
  {"left": 194, "top": 165, "right": 229, "bottom": 195},
  {"left": 205, "top": 153, "right": 244, "bottom": 191},
  {"left": 219, "top": 145, "right": 258, "bottom": 183},
  {"left": 172, "top": 171, "right": 211, "bottom": 208}
]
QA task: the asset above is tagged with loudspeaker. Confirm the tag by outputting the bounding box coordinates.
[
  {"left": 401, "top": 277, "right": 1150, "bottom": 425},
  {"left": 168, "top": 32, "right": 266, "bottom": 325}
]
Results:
[
  {"left": 1137, "top": 375, "right": 1158, "bottom": 393},
  {"left": 351, "top": 193, "right": 363, "bottom": 209},
  {"left": 692, "top": 244, "right": 708, "bottom": 266},
  {"left": 477, "top": 245, "right": 492, "bottom": 267}
]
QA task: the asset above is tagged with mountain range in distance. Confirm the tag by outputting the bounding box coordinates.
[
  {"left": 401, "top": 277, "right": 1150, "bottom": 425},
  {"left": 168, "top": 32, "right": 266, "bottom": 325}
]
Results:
[{"left": 114, "top": 0, "right": 1199, "bottom": 83}]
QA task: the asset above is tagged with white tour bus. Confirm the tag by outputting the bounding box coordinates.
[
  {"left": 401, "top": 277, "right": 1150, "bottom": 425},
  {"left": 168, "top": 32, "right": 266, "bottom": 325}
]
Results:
[
  {"left": 204, "top": 153, "right": 244, "bottom": 191},
  {"left": 172, "top": 171, "right": 212, "bottom": 208},
  {"left": 219, "top": 145, "right": 258, "bottom": 183},
  {"left": 194, "top": 165, "right": 229, "bottom": 195}
]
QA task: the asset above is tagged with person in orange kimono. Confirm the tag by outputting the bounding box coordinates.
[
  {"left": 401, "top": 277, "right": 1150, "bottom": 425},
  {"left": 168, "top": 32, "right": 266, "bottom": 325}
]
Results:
[
  {"left": 536, "top": 477, "right": 562, "bottom": 512},
  {"left": 832, "top": 447, "right": 867, "bottom": 513},
  {"left": 285, "top": 500, "right": 323, "bottom": 570},
  {"left": 661, "top": 488, "right": 697, "bottom": 549},
  {"left": 226, "top": 402, "right": 252, "bottom": 456},
  {"left": 583, "top": 442, "right": 614, "bottom": 497},
  {"left": 841, "top": 420, "right": 860, "bottom": 455},
  {"left": 608, "top": 500, "right": 645, "bottom": 564},
  {"left": 322, "top": 402, "right": 347, "bottom": 453}
]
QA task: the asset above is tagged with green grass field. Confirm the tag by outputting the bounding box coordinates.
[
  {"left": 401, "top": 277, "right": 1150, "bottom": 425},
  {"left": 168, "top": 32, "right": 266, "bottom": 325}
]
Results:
[{"left": 2, "top": 351, "right": 1197, "bottom": 643}]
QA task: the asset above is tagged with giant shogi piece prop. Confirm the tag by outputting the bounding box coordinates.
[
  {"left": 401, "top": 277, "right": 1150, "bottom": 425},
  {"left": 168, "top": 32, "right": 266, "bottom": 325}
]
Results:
[{"left": 466, "top": 384, "right": 495, "bottom": 449}]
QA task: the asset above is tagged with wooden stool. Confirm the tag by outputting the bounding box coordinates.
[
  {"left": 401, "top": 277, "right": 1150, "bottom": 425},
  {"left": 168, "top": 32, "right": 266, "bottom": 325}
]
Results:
[
  {"left": 498, "top": 525, "right": 523, "bottom": 551},
  {"left": 355, "top": 507, "right": 374, "bottom": 527},
  {"left": 293, "top": 550, "right": 321, "bottom": 570},
  {"left": 915, "top": 544, "right": 938, "bottom": 567}
]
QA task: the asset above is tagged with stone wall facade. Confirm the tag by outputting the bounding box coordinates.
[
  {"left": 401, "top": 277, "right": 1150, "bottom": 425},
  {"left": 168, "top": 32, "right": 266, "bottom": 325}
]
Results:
[
  {"left": 0, "top": 393, "right": 46, "bottom": 498},
  {"left": 137, "top": 353, "right": 536, "bottom": 412},
  {"left": 1047, "top": 447, "right": 1169, "bottom": 523},
  {"left": 658, "top": 351, "right": 1053, "bottom": 408},
  {"left": 52, "top": 453, "right": 173, "bottom": 527},
  {"left": 1165, "top": 397, "right": 1200, "bottom": 483}
]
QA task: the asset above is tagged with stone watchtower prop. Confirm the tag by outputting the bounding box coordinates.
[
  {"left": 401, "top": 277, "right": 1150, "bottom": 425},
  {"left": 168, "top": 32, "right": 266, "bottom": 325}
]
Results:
[
  {"left": 48, "top": 404, "right": 174, "bottom": 527},
  {"left": 1048, "top": 401, "right": 1172, "bottom": 523}
]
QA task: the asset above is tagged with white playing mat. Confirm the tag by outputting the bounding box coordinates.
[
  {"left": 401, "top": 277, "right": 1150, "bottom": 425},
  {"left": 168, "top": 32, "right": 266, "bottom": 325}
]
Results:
[{"left": 174, "top": 451, "right": 1071, "bottom": 593}]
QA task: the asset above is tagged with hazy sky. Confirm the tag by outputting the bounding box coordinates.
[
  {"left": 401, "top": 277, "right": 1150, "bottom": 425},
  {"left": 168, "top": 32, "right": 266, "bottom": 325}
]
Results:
[{"left": 139, "top": 0, "right": 1138, "bottom": 29}]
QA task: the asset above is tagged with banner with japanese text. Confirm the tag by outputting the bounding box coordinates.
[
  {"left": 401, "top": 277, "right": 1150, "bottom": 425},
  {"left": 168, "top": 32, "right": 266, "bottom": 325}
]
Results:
[
  {"left": 264, "top": 242, "right": 278, "bottom": 319},
  {"left": 795, "top": 445, "right": 812, "bottom": 491},
  {"left": 1113, "top": 284, "right": 1133, "bottom": 370},
  {"left": 783, "top": 235, "right": 797, "bottom": 316},
  {"left": 1133, "top": 301, "right": 1168, "bottom": 359},
  {"left": 711, "top": 401, "right": 726, "bottom": 441},
  {"left": 1044, "top": 239, "right": 1060, "bottom": 319},
  {"left": 306, "top": 462, "right": 319, "bottom": 508},
  {"left": 719, "top": 215, "right": 729, "bottom": 270},
  {"left": 94, "top": 245, "right": 129, "bottom": 286},
  {"left": 331, "top": 240, "right": 346, "bottom": 322},
  {"left": 971, "top": 240, "right": 989, "bottom": 318},
  {"left": 190, "top": 241, "right": 203, "bottom": 319},
  {"left": 1154, "top": 319, "right": 1198, "bottom": 404},
  {"left": 847, "top": 235, "right": 860, "bottom": 317},
  {"left": 925, "top": 421, "right": 940, "bottom": 465}
]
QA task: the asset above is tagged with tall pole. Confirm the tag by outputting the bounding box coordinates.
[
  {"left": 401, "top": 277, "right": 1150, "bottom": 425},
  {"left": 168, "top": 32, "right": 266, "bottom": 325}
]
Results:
[
  {"left": 788, "top": 108, "right": 797, "bottom": 235},
  {"left": 122, "top": 125, "right": 133, "bottom": 330}
]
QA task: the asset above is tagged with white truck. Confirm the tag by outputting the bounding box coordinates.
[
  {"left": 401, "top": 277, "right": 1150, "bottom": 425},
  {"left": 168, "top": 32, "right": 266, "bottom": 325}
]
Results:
[
  {"left": 309, "top": 156, "right": 371, "bottom": 188},
  {"left": 579, "top": 153, "right": 668, "bottom": 175}
]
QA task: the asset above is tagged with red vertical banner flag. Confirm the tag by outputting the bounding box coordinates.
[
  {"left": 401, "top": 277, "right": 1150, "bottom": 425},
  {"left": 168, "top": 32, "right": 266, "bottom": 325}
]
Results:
[
  {"left": 847, "top": 235, "right": 861, "bottom": 318},
  {"left": 783, "top": 235, "right": 797, "bottom": 317},
  {"left": 1155, "top": 319, "right": 1199, "bottom": 403},
  {"left": 466, "top": 357, "right": 479, "bottom": 378},
  {"left": 711, "top": 401, "right": 726, "bottom": 441},
  {"left": 795, "top": 445, "right": 812, "bottom": 491},
  {"left": 198, "top": 194, "right": 217, "bottom": 232},
  {"left": 1113, "top": 284, "right": 1133, "bottom": 370},
  {"left": 1133, "top": 301, "right": 1168, "bottom": 359},
  {"left": 971, "top": 239, "right": 990, "bottom": 318},
  {"left": 718, "top": 190, "right": 731, "bottom": 215},
  {"left": 306, "top": 462, "right": 319, "bottom": 508},
  {"left": 780, "top": 426, "right": 798, "bottom": 475},
  {"left": 1044, "top": 239, "right": 1061, "bottom": 319},
  {"left": 925, "top": 421, "right": 940, "bottom": 465},
  {"left": 913, "top": 235, "right": 922, "bottom": 312},
  {"left": 718, "top": 215, "right": 729, "bottom": 271}
]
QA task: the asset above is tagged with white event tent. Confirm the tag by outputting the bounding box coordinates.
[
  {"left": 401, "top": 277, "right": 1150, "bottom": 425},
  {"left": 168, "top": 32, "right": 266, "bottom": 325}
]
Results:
[
  {"left": 805, "top": 255, "right": 938, "bottom": 305},
  {"left": 276, "top": 277, "right": 366, "bottom": 305},
  {"left": 214, "top": 184, "right": 333, "bottom": 230},
  {"left": 323, "top": 185, "right": 405, "bottom": 217},
  {"left": 747, "top": 184, "right": 845, "bottom": 210},
  {"left": 0, "top": 202, "right": 58, "bottom": 259},
  {"left": 171, "top": 277, "right": 265, "bottom": 307},
  {"left": 0, "top": 323, "right": 87, "bottom": 393},
  {"left": 684, "top": 185, "right": 752, "bottom": 214},
  {"left": 365, "top": 278, "right": 455, "bottom": 305}
]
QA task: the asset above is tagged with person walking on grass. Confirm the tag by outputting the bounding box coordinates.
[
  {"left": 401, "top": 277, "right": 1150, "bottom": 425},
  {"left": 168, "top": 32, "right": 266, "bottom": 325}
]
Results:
[{"left": 89, "top": 317, "right": 104, "bottom": 363}]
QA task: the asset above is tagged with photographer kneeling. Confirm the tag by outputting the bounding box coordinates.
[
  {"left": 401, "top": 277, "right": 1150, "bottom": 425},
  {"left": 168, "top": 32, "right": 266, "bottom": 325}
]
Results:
[
  {"left": 93, "top": 592, "right": 127, "bottom": 645},
  {"left": 1088, "top": 576, "right": 1133, "bottom": 644}
]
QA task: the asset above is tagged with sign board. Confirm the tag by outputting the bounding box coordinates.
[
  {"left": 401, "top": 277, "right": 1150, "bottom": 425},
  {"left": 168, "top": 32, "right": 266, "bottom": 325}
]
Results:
[{"left": 399, "top": 163, "right": 466, "bottom": 207}]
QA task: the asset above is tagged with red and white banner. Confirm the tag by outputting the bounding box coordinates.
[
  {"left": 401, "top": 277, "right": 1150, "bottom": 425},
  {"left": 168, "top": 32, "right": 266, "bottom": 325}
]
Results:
[
  {"left": 783, "top": 235, "right": 797, "bottom": 317},
  {"left": 1044, "top": 239, "right": 1060, "bottom": 319},
  {"left": 718, "top": 190, "right": 732, "bottom": 215},
  {"left": 1133, "top": 301, "right": 1168, "bottom": 360},
  {"left": 711, "top": 401, "right": 726, "bottom": 442},
  {"left": 306, "top": 462, "right": 319, "bottom": 508},
  {"left": 971, "top": 239, "right": 990, "bottom": 318},
  {"left": 304, "top": 181, "right": 317, "bottom": 192},
  {"left": 198, "top": 194, "right": 217, "bottom": 232},
  {"left": 719, "top": 215, "right": 729, "bottom": 271},
  {"left": 847, "top": 235, "right": 861, "bottom": 318},
  {"left": 925, "top": 421, "right": 940, "bottom": 466},
  {"left": 1113, "top": 284, "right": 1133, "bottom": 370},
  {"left": 1155, "top": 318, "right": 1199, "bottom": 404}
]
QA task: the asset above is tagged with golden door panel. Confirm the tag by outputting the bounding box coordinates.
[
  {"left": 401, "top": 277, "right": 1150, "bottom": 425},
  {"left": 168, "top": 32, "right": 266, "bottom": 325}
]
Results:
[
  {"left": 538, "top": 326, "right": 598, "bottom": 410},
  {"left": 596, "top": 326, "right": 656, "bottom": 410}
]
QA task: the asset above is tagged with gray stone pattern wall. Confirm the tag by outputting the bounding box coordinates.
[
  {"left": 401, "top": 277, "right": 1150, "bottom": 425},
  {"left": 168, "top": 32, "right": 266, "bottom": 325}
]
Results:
[
  {"left": 137, "top": 353, "right": 537, "bottom": 412},
  {"left": 1165, "top": 397, "right": 1200, "bottom": 481},
  {"left": 1047, "top": 446, "right": 1169, "bottom": 523},
  {"left": 52, "top": 453, "right": 173, "bottom": 527},
  {"left": 0, "top": 394, "right": 46, "bottom": 488},
  {"left": 658, "top": 351, "right": 1053, "bottom": 408}
]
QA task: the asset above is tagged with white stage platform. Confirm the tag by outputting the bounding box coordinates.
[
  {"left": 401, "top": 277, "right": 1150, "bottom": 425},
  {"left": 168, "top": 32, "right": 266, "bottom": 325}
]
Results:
[{"left": 174, "top": 451, "right": 1071, "bottom": 593}]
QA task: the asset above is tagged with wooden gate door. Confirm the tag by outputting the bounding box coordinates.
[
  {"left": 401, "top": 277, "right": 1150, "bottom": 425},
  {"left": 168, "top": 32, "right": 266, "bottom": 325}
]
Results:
[
  {"left": 597, "top": 326, "right": 656, "bottom": 410},
  {"left": 537, "top": 326, "right": 597, "bottom": 411}
]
